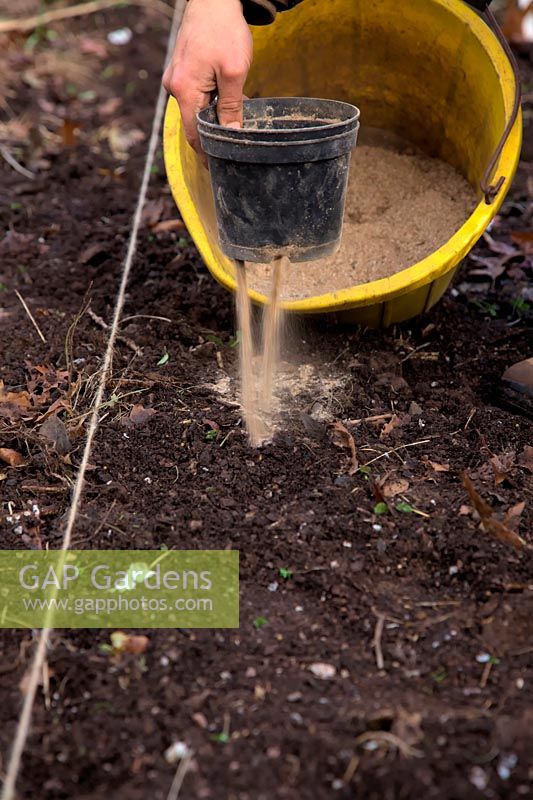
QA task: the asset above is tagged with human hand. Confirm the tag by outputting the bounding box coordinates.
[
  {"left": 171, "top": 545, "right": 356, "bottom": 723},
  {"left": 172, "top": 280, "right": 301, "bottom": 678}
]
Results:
[{"left": 163, "top": 0, "right": 253, "bottom": 153}]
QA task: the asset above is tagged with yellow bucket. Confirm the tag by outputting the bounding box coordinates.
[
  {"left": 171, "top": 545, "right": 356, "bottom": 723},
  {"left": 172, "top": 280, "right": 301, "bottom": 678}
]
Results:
[{"left": 163, "top": 0, "right": 522, "bottom": 327}]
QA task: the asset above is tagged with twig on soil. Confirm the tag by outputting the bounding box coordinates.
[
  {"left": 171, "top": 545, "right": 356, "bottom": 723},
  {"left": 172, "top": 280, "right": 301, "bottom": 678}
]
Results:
[
  {"left": 0, "top": 0, "right": 174, "bottom": 34},
  {"left": 480, "top": 659, "right": 494, "bottom": 689},
  {"left": 121, "top": 314, "right": 172, "bottom": 323},
  {"left": 371, "top": 608, "right": 386, "bottom": 671},
  {"left": 342, "top": 754, "right": 360, "bottom": 784},
  {"left": 20, "top": 484, "right": 67, "bottom": 493},
  {"left": 354, "top": 731, "right": 423, "bottom": 759},
  {"left": 361, "top": 438, "right": 433, "bottom": 467},
  {"left": 166, "top": 750, "right": 193, "bottom": 800},
  {"left": 464, "top": 407, "right": 477, "bottom": 430},
  {"left": 399, "top": 342, "right": 433, "bottom": 363},
  {"left": 14, "top": 290, "right": 46, "bottom": 343},
  {"left": 0, "top": 146, "right": 35, "bottom": 180},
  {"left": 88, "top": 308, "right": 143, "bottom": 356}
]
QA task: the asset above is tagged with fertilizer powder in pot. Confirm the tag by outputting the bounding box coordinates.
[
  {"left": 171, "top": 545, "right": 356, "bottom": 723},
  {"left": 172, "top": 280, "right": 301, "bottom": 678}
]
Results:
[{"left": 246, "top": 129, "right": 477, "bottom": 299}]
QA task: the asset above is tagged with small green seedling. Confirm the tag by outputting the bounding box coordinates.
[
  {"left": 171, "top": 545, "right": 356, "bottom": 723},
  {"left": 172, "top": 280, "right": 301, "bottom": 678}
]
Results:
[
  {"left": 210, "top": 732, "right": 229, "bottom": 744},
  {"left": 279, "top": 568, "right": 293, "bottom": 580},
  {"left": 157, "top": 352, "right": 169, "bottom": 366},
  {"left": 253, "top": 616, "right": 268, "bottom": 629},
  {"left": 373, "top": 502, "right": 389, "bottom": 515},
  {"left": 358, "top": 465, "right": 371, "bottom": 479},
  {"left": 472, "top": 299, "right": 499, "bottom": 318},
  {"left": 511, "top": 296, "right": 531, "bottom": 317},
  {"left": 228, "top": 331, "right": 241, "bottom": 349},
  {"left": 205, "top": 429, "right": 218, "bottom": 442},
  {"left": 396, "top": 501, "right": 414, "bottom": 514},
  {"left": 431, "top": 666, "right": 448, "bottom": 683}
]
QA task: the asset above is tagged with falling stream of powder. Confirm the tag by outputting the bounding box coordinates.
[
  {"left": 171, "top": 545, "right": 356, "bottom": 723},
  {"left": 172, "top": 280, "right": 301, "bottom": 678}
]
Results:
[{"left": 235, "top": 257, "right": 285, "bottom": 446}]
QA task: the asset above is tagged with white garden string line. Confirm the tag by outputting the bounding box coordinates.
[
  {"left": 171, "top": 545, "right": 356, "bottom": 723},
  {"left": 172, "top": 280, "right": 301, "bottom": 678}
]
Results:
[{"left": 1, "top": 2, "right": 186, "bottom": 798}]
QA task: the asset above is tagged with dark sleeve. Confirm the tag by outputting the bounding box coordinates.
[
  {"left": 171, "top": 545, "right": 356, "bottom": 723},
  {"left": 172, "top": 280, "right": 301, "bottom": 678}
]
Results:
[{"left": 241, "top": 0, "right": 305, "bottom": 25}]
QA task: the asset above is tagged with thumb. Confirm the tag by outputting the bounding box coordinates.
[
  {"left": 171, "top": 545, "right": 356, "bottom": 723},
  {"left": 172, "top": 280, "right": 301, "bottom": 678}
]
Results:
[{"left": 216, "top": 72, "right": 246, "bottom": 129}]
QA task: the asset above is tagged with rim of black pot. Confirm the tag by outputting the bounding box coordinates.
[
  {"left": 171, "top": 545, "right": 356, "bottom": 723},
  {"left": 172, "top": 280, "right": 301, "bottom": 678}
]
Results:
[{"left": 197, "top": 97, "right": 360, "bottom": 140}]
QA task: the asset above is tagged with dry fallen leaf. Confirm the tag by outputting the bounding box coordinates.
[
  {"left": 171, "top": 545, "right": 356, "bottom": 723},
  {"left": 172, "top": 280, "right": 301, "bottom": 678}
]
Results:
[
  {"left": 121, "top": 404, "right": 158, "bottom": 429},
  {"left": 425, "top": 458, "right": 450, "bottom": 473},
  {"left": 60, "top": 118, "right": 79, "bottom": 148},
  {"left": 327, "top": 420, "right": 358, "bottom": 475},
  {"left": 110, "top": 631, "right": 149, "bottom": 655},
  {"left": 0, "top": 380, "right": 33, "bottom": 421},
  {"left": 511, "top": 230, "right": 533, "bottom": 255},
  {"left": 152, "top": 219, "right": 185, "bottom": 234},
  {"left": 381, "top": 475, "right": 410, "bottom": 499},
  {"left": 142, "top": 197, "right": 166, "bottom": 227},
  {"left": 489, "top": 451, "right": 516, "bottom": 486},
  {"left": 39, "top": 414, "right": 71, "bottom": 455},
  {"left": 0, "top": 447, "right": 25, "bottom": 467},
  {"left": 462, "top": 472, "right": 527, "bottom": 551},
  {"left": 380, "top": 413, "right": 411, "bottom": 439},
  {"left": 504, "top": 501, "right": 526, "bottom": 532},
  {"left": 518, "top": 445, "right": 533, "bottom": 473}
]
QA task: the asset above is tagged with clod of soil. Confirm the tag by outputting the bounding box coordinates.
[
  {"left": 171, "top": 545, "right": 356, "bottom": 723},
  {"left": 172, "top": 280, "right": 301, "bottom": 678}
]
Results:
[{"left": 247, "top": 129, "right": 477, "bottom": 298}]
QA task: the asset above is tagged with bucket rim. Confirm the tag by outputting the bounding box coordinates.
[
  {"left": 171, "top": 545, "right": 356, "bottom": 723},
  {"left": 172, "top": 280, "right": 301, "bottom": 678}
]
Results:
[{"left": 164, "top": 0, "right": 522, "bottom": 318}]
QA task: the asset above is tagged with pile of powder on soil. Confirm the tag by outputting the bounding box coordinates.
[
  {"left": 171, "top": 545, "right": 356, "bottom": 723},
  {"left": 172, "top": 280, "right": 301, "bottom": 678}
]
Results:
[{"left": 246, "top": 129, "right": 478, "bottom": 300}]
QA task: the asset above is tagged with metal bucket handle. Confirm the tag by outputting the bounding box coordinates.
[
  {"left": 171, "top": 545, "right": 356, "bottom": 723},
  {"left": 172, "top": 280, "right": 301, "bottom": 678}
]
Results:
[{"left": 479, "top": 6, "right": 522, "bottom": 204}]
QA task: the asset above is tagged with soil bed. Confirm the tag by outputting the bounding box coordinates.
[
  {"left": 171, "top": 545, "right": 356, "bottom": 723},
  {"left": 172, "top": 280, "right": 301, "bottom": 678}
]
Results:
[{"left": 1, "top": 9, "right": 533, "bottom": 800}]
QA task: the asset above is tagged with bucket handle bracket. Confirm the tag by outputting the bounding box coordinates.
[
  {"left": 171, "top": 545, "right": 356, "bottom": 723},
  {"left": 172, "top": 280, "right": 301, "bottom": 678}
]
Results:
[{"left": 480, "top": 8, "right": 522, "bottom": 205}]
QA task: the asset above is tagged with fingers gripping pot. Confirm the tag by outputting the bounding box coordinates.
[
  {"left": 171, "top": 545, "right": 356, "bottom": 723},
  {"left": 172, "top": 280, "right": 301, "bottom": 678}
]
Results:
[{"left": 197, "top": 98, "right": 360, "bottom": 263}]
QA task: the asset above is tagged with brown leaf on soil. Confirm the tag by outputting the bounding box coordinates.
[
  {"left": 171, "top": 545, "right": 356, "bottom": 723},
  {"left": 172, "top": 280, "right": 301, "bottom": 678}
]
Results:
[
  {"left": 0, "top": 381, "right": 33, "bottom": 421},
  {"left": 462, "top": 472, "right": 527, "bottom": 551},
  {"left": 518, "top": 445, "right": 533, "bottom": 472},
  {"left": 60, "top": 119, "right": 79, "bottom": 148},
  {"left": 0, "top": 447, "right": 25, "bottom": 467},
  {"left": 504, "top": 501, "right": 526, "bottom": 532},
  {"left": 121, "top": 404, "right": 157, "bottom": 429},
  {"left": 39, "top": 415, "right": 71, "bottom": 455},
  {"left": 110, "top": 631, "right": 149, "bottom": 655},
  {"left": 380, "top": 413, "right": 411, "bottom": 439},
  {"left": 381, "top": 476, "right": 410, "bottom": 499},
  {"left": 489, "top": 451, "right": 516, "bottom": 486},
  {"left": 26, "top": 363, "right": 70, "bottom": 399},
  {"left": 327, "top": 421, "right": 358, "bottom": 475},
  {"left": 422, "top": 457, "right": 450, "bottom": 473},
  {"left": 511, "top": 230, "right": 533, "bottom": 255},
  {"left": 142, "top": 198, "right": 165, "bottom": 227},
  {"left": 152, "top": 219, "right": 185, "bottom": 234}
]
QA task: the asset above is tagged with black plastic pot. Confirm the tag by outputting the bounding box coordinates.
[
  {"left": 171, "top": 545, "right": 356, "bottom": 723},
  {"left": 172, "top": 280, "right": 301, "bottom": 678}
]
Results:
[{"left": 197, "top": 98, "right": 360, "bottom": 263}]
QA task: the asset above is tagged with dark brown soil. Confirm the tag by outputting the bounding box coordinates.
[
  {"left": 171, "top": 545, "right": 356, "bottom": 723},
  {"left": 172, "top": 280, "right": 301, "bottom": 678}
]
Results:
[{"left": 1, "top": 7, "right": 532, "bottom": 800}]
